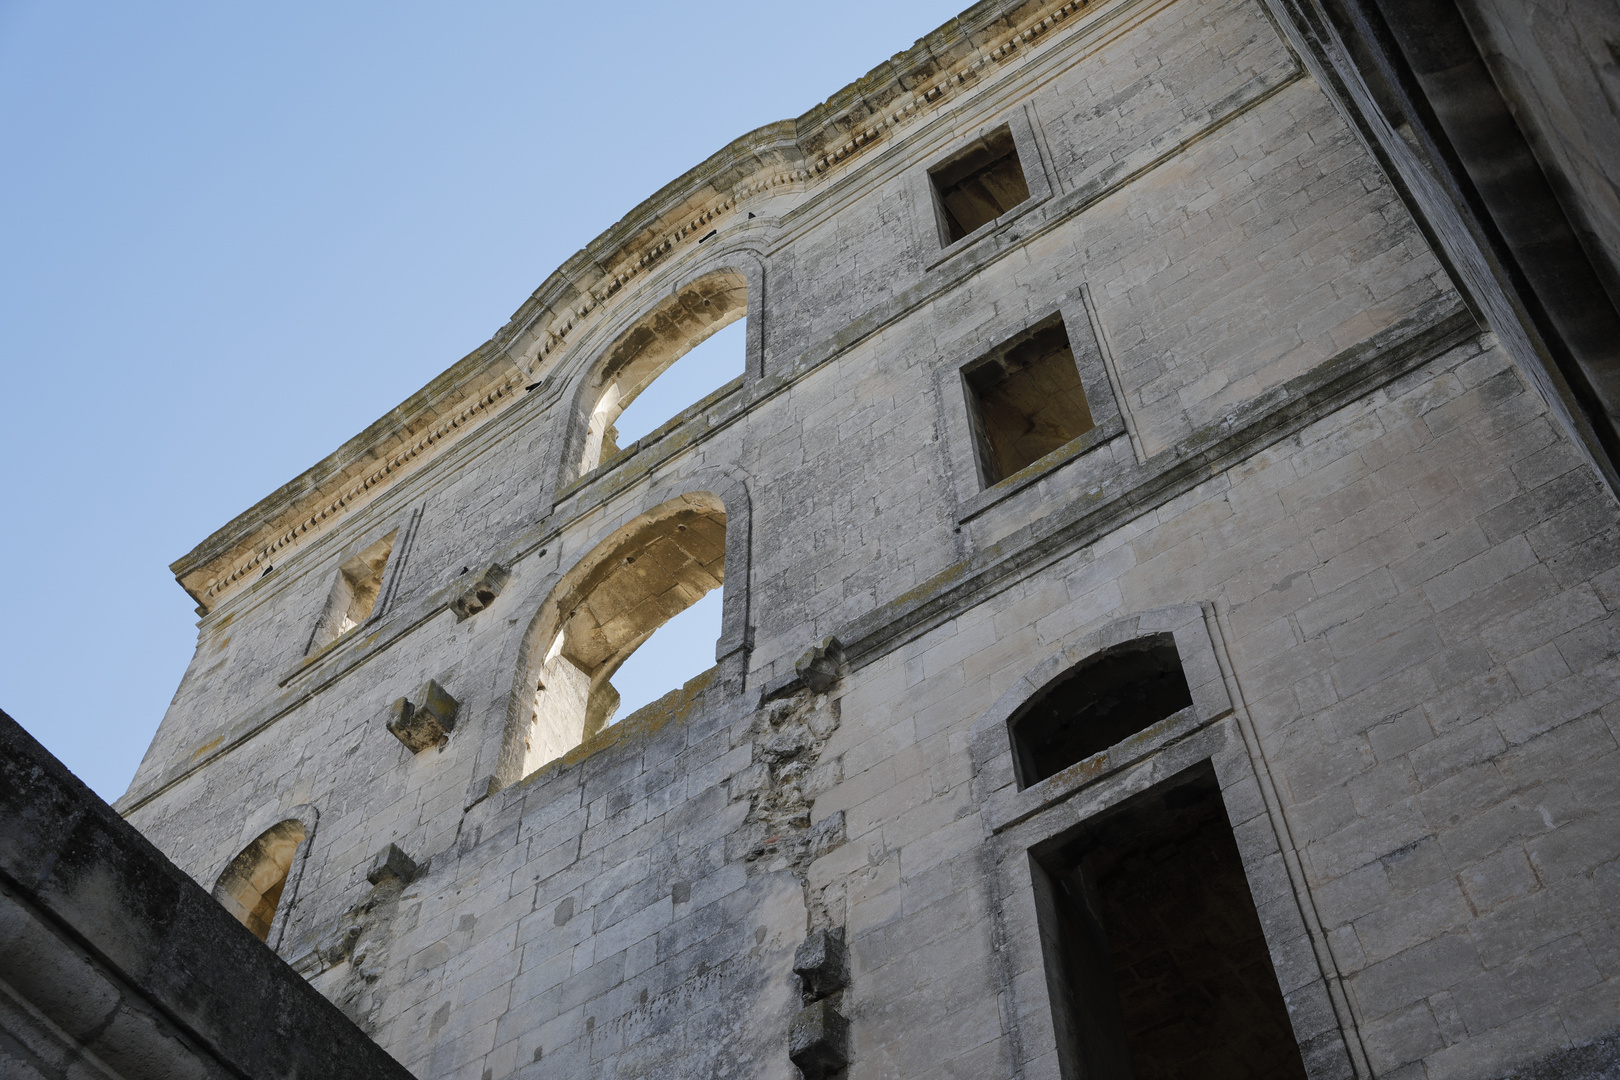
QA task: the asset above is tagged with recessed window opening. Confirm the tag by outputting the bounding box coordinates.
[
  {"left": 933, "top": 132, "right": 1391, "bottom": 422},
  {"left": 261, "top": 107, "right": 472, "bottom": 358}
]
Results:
[
  {"left": 213, "top": 819, "right": 307, "bottom": 941},
  {"left": 613, "top": 320, "right": 746, "bottom": 447},
  {"left": 578, "top": 271, "right": 748, "bottom": 477},
  {"left": 608, "top": 589, "right": 722, "bottom": 719},
  {"left": 522, "top": 498, "right": 726, "bottom": 777},
  {"left": 964, "top": 314, "right": 1096, "bottom": 487},
  {"left": 309, "top": 530, "right": 395, "bottom": 652},
  {"left": 930, "top": 125, "right": 1031, "bottom": 243},
  {"left": 1009, "top": 634, "right": 1191, "bottom": 787},
  {"left": 1033, "top": 764, "right": 1308, "bottom": 1080}
]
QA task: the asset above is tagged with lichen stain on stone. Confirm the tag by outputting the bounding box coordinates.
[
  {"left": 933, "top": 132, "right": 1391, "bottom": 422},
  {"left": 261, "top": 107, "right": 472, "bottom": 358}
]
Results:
[
  {"left": 890, "top": 557, "right": 973, "bottom": 611},
  {"left": 191, "top": 735, "right": 224, "bottom": 760},
  {"left": 1049, "top": 750, "right": 1110, "bottom": 790}
]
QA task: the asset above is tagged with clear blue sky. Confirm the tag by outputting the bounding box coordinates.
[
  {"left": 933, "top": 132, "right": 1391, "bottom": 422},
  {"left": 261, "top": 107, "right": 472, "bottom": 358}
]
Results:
[{"left": 0, "top": 0, "right": 968, "bottom": 801}]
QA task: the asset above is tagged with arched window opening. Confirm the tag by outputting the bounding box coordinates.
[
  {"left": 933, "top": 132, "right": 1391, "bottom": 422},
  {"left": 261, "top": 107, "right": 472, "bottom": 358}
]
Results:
[
  {"left": 1009, "top": 634, "right": 1192, "bottom": 788},
  {"left": 212, "top": 819, "right": 307, "bottom": 941},
  {"left": 612, "top": 320, "right": 746, "bottom": 447},
  {"left": 609, "top": 588, "right": 723, "bottom": 718},
  {"left": 578, "top": 271, "right": 747, "bottom": 476},
  {"left": 521, "top": 497, "right": 726, "bottom": 777}
]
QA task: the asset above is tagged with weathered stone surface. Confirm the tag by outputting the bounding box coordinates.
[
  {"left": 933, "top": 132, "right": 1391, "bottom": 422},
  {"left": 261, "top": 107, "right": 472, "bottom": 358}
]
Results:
[
  {"left": 385, "top": 679, "right": 459, "bottom": 753},
  {"left": 793, "top": 927, "right": 849, "bottom": 1001},
  {"left": 0, "top": 708, "right": 410, "bottom": 1080},
  {"left": 795, "top": 637, "right": 844, "bottom": 695},
  {"left": 788, "top": 997, "right": 851, "bottom": 1080},
  {"left": 450, "top": 562, "right": 509, "bottom": 621},
  {"left": 89, "top": 1, "right": 1620, "bottom": 1078},
  {"left": 366, "top": 843, "right": 419, "bottom": 886}
]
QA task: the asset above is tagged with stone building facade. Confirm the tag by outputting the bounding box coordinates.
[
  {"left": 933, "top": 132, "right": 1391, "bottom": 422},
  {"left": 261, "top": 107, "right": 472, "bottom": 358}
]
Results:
[{"left": 114, "top": 1, "right": 1620, "bottom": 1079}]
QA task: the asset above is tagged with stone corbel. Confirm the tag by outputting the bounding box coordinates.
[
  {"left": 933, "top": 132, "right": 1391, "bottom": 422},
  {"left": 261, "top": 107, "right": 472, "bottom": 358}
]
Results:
[
  {"left": 794, "top": 637, "right": 844, "bottom": 695},
  {"left": 789, "top": 927, "right": 851, "bottom": 1079},
  {"left": 451, "top": 563, "right": 510, "bottom": 621},
  {"left": 386, "top": 679, "right": 460, "bottom": 753}
]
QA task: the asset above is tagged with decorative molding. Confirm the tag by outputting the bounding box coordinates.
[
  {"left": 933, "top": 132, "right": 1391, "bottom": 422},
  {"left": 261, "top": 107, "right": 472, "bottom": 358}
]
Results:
[
  {"left": 803, "top": 0, "right": 1097, "bottom": 176},
  {"left": 203, "top": 371, "right": 524, "bottom": 602},
  {"left": 539, "top": 0, "right": 1104, "bottom": 363},
  {"left": 180, "top": 0, "right": 1117, "bottom": 610}
]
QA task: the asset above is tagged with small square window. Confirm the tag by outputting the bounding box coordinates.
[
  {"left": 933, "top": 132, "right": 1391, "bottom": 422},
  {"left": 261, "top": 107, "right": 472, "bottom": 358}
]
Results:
[
  {"left": 929, "top": 125, "right": 1032, "bottom": 243},
  {"left": 963, "top": 315, "right": 1095, "bottom": 486}
]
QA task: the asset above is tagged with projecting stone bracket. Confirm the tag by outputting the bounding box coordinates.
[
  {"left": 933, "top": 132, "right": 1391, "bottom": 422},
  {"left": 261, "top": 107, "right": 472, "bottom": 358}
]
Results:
[
  {"left": 794, "top": 637, "right": 844, "bottom": 694},
  {"left": 790, "top": 927, "right": 850, "bottom": 1079},
  {"left": 366, "top": 843, "right": 419, "bottom": 887},
  {"left": 793, "top": 926, "right": 848, "bottom": 1000},
  {"left": 789, "top": 997, "right": 850, "bottom": 1080},
  {"left": 386, "top": 679, "right": 459, "bottom": 753},
  {"left": 451, "top": 563, "right": 509, "bottom": 621}
]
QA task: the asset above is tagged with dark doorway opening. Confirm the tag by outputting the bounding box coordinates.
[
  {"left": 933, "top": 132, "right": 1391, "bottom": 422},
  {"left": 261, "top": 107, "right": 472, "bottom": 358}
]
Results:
[
  {"left": 1032, "top": 763, "right": 1308, "bottom": 1080},
  {"left": 1008, "top": 634, "right": 1192, "bottom": 788}
]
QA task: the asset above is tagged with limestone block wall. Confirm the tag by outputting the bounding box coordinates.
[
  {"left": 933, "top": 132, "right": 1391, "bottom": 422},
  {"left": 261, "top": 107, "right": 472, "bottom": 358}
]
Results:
[
  {"left": 114, "top": 0, "right": 1620, "bottom": 1078},
  {"left": 1458, "top": 0, "right": 1620, "bottom": 303}
]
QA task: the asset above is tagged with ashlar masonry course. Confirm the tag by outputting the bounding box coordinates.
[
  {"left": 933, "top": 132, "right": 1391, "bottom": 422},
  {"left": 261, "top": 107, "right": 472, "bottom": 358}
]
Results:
[{"left": 110, "top": 1, "right": 1620, "bottom": 1079}]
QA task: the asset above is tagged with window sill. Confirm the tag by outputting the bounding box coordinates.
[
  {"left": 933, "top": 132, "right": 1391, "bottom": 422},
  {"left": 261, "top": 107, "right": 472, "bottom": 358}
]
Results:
[
  {"left": 554, "top": 375, "right": 745, "bottom": 507},
  {"left": 983, "top": 703, "right": 1220, "bottom": 836},
  {"left": 279, "top": 617, "right": 384, "bottom": 688},
  {"left": 957, "top": 416, "right": 1125, "bottom": 524},
  {"left": 924, "top": 194, "right": 1048, "bottom": 272}
]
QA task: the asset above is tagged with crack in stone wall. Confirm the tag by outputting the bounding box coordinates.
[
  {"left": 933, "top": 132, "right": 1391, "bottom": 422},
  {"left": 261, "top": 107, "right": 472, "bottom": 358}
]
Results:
[{"left": 733, "top": 689, "right": 848, "bottom": 932}]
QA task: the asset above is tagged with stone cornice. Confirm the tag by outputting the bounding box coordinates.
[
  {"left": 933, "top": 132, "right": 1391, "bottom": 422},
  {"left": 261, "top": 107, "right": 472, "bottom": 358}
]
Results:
[{"left": 174, "top": 0, "right": 1112, "bottom": 611}]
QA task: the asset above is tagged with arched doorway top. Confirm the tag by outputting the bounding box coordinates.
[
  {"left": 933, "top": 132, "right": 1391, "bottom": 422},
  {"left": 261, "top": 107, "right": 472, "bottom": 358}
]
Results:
[{"left": 968, "top": 605, "right": 1233, "bottom": 799}]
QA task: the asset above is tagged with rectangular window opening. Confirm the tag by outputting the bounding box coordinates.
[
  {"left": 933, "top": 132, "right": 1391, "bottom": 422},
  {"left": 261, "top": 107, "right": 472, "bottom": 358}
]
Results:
[
  {"left": 964, "top": 314, "right": 1095, "bottom": 487},
  {"left": 929, "top": 125, "right": 1031, "bottom": 243},
  {"left": 1032, "top": 764, "right": 1309, "bottom": 1080},
  {"left": 308, "top": 531, "right": 396, "bottom": 653}
]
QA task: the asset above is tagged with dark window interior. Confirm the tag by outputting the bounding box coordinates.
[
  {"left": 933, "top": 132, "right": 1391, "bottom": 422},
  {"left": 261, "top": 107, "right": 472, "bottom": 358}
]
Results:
[
  {"left": 1033, "top": 764, "right": 1309, "bottom": 1080},
  {"left": 965, "top": 316, "right": 1095, "bottom": 486},
  {"left": 930, "top": 125, "right": 1032, "bottom": 242},
  {"left": 1009, "top": 634, "right": 1192, "bottom": 787}
]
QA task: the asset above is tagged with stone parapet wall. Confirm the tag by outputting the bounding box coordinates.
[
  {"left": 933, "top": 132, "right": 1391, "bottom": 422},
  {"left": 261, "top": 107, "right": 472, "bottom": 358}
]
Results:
[{"left": 0, "top": 709, "right": 411, "bottom": 1080}]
